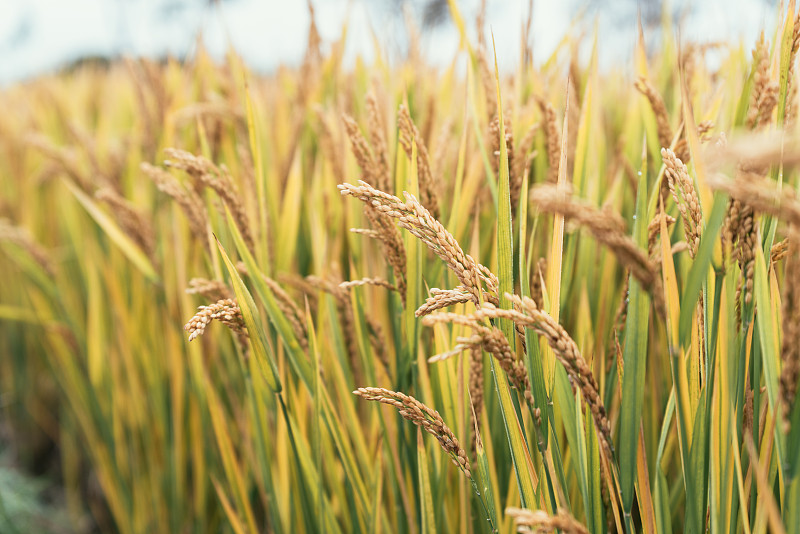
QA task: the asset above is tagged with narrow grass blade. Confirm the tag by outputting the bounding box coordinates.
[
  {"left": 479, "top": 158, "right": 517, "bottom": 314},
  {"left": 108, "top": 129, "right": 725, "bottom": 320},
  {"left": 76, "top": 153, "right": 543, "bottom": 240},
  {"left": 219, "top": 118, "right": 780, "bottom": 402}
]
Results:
[
  {"left": 215, "top": 236, "right": 282, "bottom": 393},
  {"left": 753, "top": 242, "right": 786, "bottom": 468},
  {"left": 744, "top": 434, "right": 787, "bottom": 534},
  {"left": 224, "top": 208, "right": 313, "bottom": 388},
  {"left": 543, "top": 80, "right": 571, "bottom": 391},
  {"left": 490, "top": 34, "right": 538, "bottom": 510},
  {"left": 572, "top": 388, "right": 590, "bottom": 515},
  {"left": 205, "top": 383, "right": 259, "bottom": 533},
  {"left": 585, "top": 410, "right": 603, "bottom": 534},
  {"left": 242, "top": 76, "right": 271, "bottom": 270},
  {"left": 636, "top": 426, "right": 657, "bottom": 534},
  {"left": 0, "top": 242, "right": 57, "bottom": 299},
  {"left": 679, "top": 195, "right": 727, "bottom": 346},
  {"left": 283, "top": 407, "right": 343, "bottom": 534},
  {"left": 63, "top": 178, "right": 159, "bottom": 282},
  {"left": 685, "top": 388, "right": 710, "bottom": 533},
  {"left": 212, "top": 478, "right": 248, "bottom": 534},
  {"left": 651, "top": 465, "right": 671, "bottom": 534},
  {"left": 618, "top": 154, "right": 650, "bottom": 516},
  {"left": 473, "top": 421, "right": 498, "bottom": 531},
  {"left": 307, "top": 303, "right": 325, "bottom": 532},
  {"left": 787, "top": 477, "right": 800, "bottom": 534},
  {"left": 417, "top": 428, "right": 437, "bottom": 534},
  {"left": 519, "top": 160, "right": 549, "bottom": 449},
  {"left": 491, "top": 36, "right": 516, "bottom": 350},
  {"left": 729, "top": 405, "right": 753, "bottom": 534}
]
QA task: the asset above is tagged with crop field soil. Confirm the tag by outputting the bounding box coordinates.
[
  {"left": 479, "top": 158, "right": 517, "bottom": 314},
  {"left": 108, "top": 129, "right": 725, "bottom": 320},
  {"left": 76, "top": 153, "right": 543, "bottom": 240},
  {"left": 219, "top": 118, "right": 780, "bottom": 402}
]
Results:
[{"left": 1, "top": 2, "right": 800, "bottom": 533}]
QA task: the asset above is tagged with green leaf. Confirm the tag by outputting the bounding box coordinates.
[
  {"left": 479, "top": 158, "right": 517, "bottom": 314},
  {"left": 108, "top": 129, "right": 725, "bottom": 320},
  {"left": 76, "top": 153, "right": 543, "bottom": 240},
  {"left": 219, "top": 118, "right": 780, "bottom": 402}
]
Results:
[
  {"left": 283, "top": 406, "right": 343, "bottom": 534},
  {"left": 753, "top": 242, "right": 786, "bottom": 470},
  {"left": 224, "top": 208, "right": 313, "bottom": 388},
  {"left": 685, "top": 388, "right": 710, "bottom": 533},
  {"left": 654, "top": 467, "right": 673, "bottom": 534},
  {"left": 490, "top": 33, "right": 537, "bottom": 510},
  {"left": 215, "top": 237, "right": 282, "bottom": 393},
  {"left": 417, "top": 429, "right": 437, "bottom": 534},
  {"left": 63, "top": 178, "right": 159, "bottom": 282},
  {"left": 404, "top": 139, "right": 422, "bottom": 373},
  {"left": 473, "top": 424, "right": 498, "bottom": 531},
  {"left": 618, "top": 160, "right": 650, "bottom": 515},
  {"left": 519, "top": 153, "right": 549, "bottom": 450},
  {"left": 585, "top": 413, "right": 603, "bottom": 534},
  {"left": 242, "top": 76, "right": 271, "bottom": 270},
  {"left": 787, "top": 477, "right": 800, "bottom": 534},
  {"left": 572, "top": 389, "right": 594, "bottom": 533},
  {"left": 679, "top": 195, "right": 727, "bottom": 346}
]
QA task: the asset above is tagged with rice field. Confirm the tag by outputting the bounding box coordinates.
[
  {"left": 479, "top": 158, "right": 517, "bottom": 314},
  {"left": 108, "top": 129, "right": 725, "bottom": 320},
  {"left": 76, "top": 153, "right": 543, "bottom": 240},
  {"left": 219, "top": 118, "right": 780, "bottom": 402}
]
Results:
[{"left": 1, "top": 2, "right": 800, "bottom": 533}]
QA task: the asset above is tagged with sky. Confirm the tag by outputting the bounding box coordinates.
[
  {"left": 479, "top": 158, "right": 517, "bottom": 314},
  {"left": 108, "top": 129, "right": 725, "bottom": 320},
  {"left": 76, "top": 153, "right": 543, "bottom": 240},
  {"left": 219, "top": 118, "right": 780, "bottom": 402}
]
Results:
[{"left": 0, "top": 0, "right": 781, "bottom": 86}]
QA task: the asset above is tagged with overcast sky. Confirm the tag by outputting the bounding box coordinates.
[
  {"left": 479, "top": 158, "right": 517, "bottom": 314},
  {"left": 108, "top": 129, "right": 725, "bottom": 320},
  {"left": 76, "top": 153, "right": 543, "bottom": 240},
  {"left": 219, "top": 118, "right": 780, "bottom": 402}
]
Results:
[{"left": 0, "top": 0, "right": 780, "bottom": 85}]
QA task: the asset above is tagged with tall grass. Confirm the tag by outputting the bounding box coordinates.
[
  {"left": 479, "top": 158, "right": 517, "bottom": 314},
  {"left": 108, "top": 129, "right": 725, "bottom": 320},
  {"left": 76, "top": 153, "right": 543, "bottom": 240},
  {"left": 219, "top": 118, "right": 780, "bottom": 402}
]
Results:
[{"left": 1, "top": 2, "right": 800, "bottom": 532}]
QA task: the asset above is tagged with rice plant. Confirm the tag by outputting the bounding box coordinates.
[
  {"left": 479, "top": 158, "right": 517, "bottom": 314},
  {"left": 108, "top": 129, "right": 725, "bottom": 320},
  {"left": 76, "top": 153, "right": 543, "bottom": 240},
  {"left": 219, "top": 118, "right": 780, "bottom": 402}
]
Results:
[{"left": 1, "top": 2, "right": 800, "bottom": 533}]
